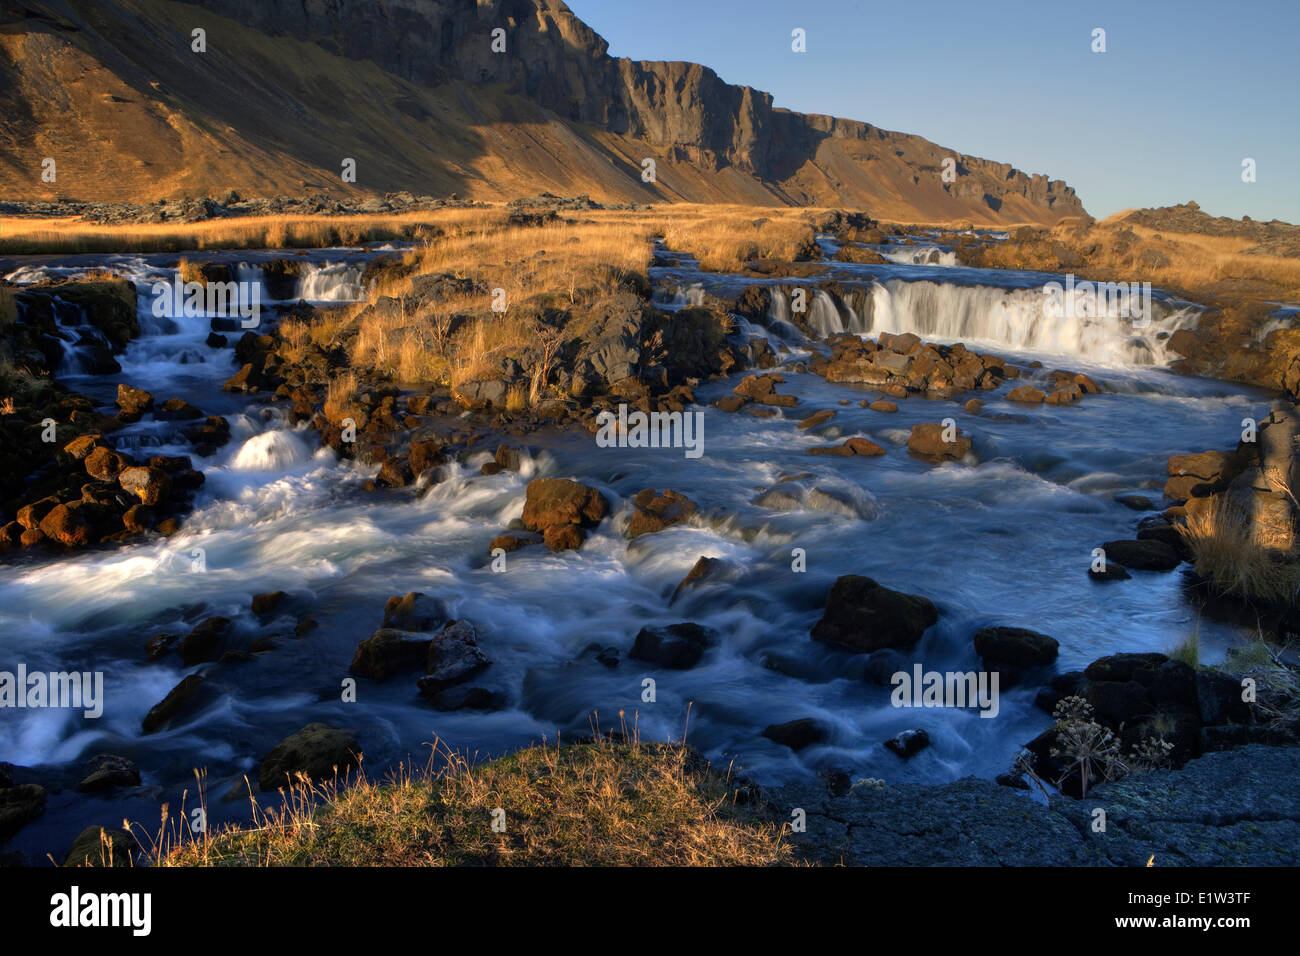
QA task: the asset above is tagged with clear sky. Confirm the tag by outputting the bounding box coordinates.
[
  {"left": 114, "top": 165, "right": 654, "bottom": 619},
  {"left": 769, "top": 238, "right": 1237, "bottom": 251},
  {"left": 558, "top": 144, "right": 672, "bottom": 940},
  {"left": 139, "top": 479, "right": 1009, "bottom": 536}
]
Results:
[{"left": 569, "top": 0, "right": 1298, "bottom": 223}]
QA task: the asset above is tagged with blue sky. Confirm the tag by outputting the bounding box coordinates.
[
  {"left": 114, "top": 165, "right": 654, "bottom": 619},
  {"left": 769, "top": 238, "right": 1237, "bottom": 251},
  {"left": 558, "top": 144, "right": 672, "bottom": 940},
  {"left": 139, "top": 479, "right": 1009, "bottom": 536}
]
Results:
[{"left": 570, "top": 0, "right": 1298, "bottom": 223}]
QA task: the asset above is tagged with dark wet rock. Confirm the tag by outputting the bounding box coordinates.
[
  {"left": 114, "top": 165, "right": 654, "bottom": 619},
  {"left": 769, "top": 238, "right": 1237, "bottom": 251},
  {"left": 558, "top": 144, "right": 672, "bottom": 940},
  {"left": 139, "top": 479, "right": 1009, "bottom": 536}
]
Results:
[
  {"left": 251, "top": 590, "right": 288, "bottom": 618},
  {"left": 489, "top": 534, "right": 533, "bottom": 554},
  {"left": 424, "top": 685, "right": 506, "bottom": 711},
  {"left": 178, "top": 616, "right": 231, "bottom": 665},
  {"left": 0, "top": 784, "right": 46, "bottom": 840},
  {"left": 122, "top": 504, "right": 155, "bottom": 532},
  {"left": 972, "top": 626, "right": 1059, "bottom": 680},
  {"left": 1033, "top": 670, "right": 1089, "bottom": 713},
  {"left": 382, "top": 591, "right": 449, "bottom": 632},
  {"left": 141, "top": 674, "right": 205, "bottom": 733},
  {"left": 811, "top": 575, "right": 938, "bottom": 652},
  {"left": 418, "top": 620, "right": 490, "bottom": 694},
  {"left": 76, "top": 754, "right": 141, "bottom": 794},
  {"left": 1100, "top": 539, "right": 1180, "bottom": 571},
  {"left": 258, "top": 723, "right": 360, "bottom": 791},
  {"left": 155, "top": 397, "right": 204, "bottom": 421},
  {"left": 144, "top": 631, "right": 178, "bottom": 661},
  {"left": 762, "top": 718, "right": 827, "bottom": 751},
  {"left": 1088, "top": 562, "right": 1131, "bottom": 581},
  {"left": 1115, "top": 494, "right": 1155, "bottom": 511},
  {"left": 349, "top": 628, "right": 432, "bottom": 681},
  {"left": 64, "top": 825, "right": 136, "bottom": 867},
  {"left": 1196, "top": 669, "right": 1252, "bottom": 726},
  {"left": 581, "top": 643, "right": 620, "bottom": 668},
  {"left": 884, "top": 728, "right": 931, "bottom": 759},
  {"left": 629, "top": 622, "right": 715, "bottom": 669}
]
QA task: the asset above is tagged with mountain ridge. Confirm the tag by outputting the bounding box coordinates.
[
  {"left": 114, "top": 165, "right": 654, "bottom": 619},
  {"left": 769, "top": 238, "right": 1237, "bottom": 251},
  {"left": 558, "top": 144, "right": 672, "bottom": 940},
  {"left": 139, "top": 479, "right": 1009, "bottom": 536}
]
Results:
[{"left": 0, "top": 0, "right": 1087, "bottom": 224}]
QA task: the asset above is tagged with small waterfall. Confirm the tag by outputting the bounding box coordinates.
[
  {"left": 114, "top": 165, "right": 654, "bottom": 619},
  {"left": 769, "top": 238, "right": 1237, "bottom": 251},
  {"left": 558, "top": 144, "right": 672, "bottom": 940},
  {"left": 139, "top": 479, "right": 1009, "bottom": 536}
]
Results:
[
  {"left": 231, "top": 430, "right": 313, "bottom": 471},
  {"left": 807, "top": 290, "right": 846, "bottom": 337},
  {"left": 880, "top": 245, "right": 959, "bottom": 266},
  {"left": 49, "top": 296, "right": 117, "bottom": 375},
  {"left": 299, "top": 262, "right": 368, "bottom": 302},
  {"left": 655, "top": 283, "right": 706, "bottom": 310},
  {"left": 863, "top": 278, "right": 1198, "bottom": 365}
]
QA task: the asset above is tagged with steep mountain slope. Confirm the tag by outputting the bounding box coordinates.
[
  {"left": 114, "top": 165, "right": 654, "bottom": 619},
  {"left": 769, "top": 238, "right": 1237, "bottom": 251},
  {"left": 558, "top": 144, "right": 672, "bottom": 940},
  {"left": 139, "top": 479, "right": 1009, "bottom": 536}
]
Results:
[{"left": 0, "top": 0, "right": 1087, "bottom": 223}]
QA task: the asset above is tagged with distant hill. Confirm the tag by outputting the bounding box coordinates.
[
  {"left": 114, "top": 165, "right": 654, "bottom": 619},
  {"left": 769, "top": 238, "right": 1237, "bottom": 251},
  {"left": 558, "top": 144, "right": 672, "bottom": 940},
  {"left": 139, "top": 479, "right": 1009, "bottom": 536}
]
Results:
[{"left": 0, "top": 0, "right": 1087, "bottom": 224}]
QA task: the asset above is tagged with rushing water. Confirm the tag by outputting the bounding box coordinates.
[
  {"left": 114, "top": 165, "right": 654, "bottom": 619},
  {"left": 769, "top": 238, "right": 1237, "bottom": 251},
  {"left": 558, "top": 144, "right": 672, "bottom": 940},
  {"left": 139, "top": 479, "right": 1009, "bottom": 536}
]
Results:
[{"left": 0, "top": 242, "right": 1280, "bottom": 858}]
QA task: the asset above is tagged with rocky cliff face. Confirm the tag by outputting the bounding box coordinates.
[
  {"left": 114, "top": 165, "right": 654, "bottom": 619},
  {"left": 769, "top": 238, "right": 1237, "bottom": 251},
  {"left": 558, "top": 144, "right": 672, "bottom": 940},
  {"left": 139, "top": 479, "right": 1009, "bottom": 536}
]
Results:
[{"left": 0, "top": 0, "right": 1086, "bottom": 222}]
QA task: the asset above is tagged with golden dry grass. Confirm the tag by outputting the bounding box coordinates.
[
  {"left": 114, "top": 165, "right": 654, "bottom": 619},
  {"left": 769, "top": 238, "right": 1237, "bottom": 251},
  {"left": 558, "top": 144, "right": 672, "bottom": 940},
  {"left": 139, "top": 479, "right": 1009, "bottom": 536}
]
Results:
[
  {"left": 969, "top": 219, "right": 1300, "bottom": 300},
  {"left": 0, "top": 211, "right": 464, "bottom": 254},
  {"left": 154, "top": 733, "right": 791, "bottom": 867},
  {"left": 1180, "top": 494, "right": 1300, "bottom": 603}
]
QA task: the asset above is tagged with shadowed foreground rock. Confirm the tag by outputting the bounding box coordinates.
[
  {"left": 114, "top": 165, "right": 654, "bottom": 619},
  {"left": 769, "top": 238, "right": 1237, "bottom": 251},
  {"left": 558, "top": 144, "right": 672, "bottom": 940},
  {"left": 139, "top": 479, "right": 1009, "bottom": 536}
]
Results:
[{"left": 765, "top": 745, "right": 1300, "bottom": 865}]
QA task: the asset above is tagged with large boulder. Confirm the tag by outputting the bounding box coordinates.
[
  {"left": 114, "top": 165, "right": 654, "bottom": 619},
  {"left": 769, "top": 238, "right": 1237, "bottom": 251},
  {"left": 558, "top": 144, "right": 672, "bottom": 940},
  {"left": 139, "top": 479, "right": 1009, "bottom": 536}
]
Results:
[
  {"left": 38, "top": 502, "right": 90, "bottom": 547},
  {"left": 762, "top": 718, "right": 827, "bottom": 751},
  {"left": 178, "top": 616, "right": 231, "bottom": 665},
  {"left": 811, "top": 575, "right": 938, "bottom": 652},
  {"left": 521, "top": 477, "right": 608, "bottom": 532},
  {"left": 258, "top": 723, "right": 360, "bottom": 791}
]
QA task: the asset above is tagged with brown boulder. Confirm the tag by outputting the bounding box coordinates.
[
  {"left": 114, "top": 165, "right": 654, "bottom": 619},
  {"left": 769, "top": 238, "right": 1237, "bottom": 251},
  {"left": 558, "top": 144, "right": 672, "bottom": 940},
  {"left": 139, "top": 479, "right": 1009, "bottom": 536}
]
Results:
[
  {"left": 521, "top": 477, "right": 608, "bottom": 531},
  {"left": 119, "top": 466, "right": 172, "bottom": 506}
]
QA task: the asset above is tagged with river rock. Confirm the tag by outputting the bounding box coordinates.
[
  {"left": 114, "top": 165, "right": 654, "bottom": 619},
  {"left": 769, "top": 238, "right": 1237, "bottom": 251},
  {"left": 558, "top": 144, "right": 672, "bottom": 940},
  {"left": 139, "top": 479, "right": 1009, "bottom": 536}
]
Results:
[
  {"left": 884, "top": 728, "right": 930, "bottom": 759},
  {"left": 141, "top": 674, "right": 205, "bottom": 733},
  {"left": 382, "top": 591, "right": 449, "bottom": 631},
  {"left": 762, "top": 717, "right": 827, "bottom": 751},
  {"left": 0, "top": 784, "right": 46, "bottom": 840},
  {"left": 627, "top": 488, "right": 697, "bottom": 538},
  {"left": 76, "top": 754, "right": 141, "bottom": 793},
  {"left": 811, "top": 575, "right": 938, "bottom": 652},
  {"left": 521, "top": 477, "right": 608, "bottom": 532},
  {"left": 418, "top": 620, "right": 489, "bottom": 694},
  {"left": 85, "top": 446, "right": 129, "bottom": 481},
  {"left": 972, "top": 626, "right": 1059, "bottom": 672},
  {"left": 908, "top": 422, "right": 971, "bottom": 462},
  {"left": 38, "top": 502, "right": 90, "bottom": 547},
  {"left": 64, "top": 825, "right": 136, "bottom": 867},
  {"left": 350, "top": 628, "right": 432, "bottom": 681},
  {"left": 258, "top": 723, "right": 360, "bottom": 791},
  {"left": 1100, "top": 539, "right": 1181, "bottom": 571},
  {"left": 115, "top": 384, "right": 154, "bottom": 421},
  {"left": 119, "top": 465, "right": 171, "bottom": 506},
  {"left": 629, "top": 622, "right": 715, "bottom": 669},
  {"left": 178, "top": 616, "right": 231, "bottom": 665}
]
